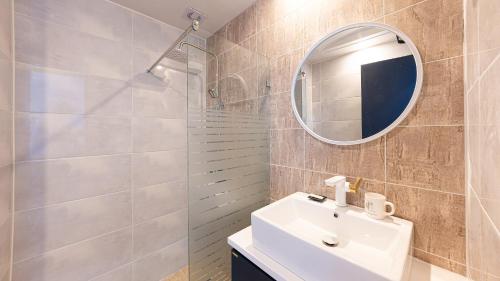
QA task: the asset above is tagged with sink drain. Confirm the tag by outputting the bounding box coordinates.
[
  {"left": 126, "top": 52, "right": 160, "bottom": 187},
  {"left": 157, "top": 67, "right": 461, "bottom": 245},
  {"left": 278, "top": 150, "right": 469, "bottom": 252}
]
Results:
[{"left": 322, "top": 235, "right": 339, "bottom": 247}]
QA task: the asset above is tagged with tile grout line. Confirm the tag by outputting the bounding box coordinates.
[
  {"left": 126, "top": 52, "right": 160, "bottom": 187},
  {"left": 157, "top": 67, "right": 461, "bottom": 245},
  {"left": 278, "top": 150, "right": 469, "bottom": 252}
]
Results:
[
  {"left": 383, "top": 0, "right": 432, "bottom": 17},
  {"left": 15, "top": 149, "right": 188, "bottom": 164},
  {"left": 13, "top": 11, "right": 137, "bottom": 52},
  {"left": 270, "top": 163, "right": 466, "bottom": 197},
  {"left": 463, "top": 0, "right": 472, "bottom": 274},
  {"left": 413, "top": 247, "right": 467, "bottom": 268},
  {"left": 270, "top": 163, "right": 385, "bottom": 183},
  {"left": 133, "top": 207, "right": 187, "bottom": 229},
  {"left": 424, "top": 54, "right": 464, "bottom": 64},
  {"left": 397, "top": 124, "right": 465, "bottom": 128},
  {"left": 130, "top": 14, "right": 136, "bottom": 279},
  {"left": 13, "top": 189, "right": 131, "bottom": 214},
  {"left": 386, "top": 182, "right": 466, "bottom": 197},
  {"left": 470, "top": 187, "right": 500, "bottom": 237},
  {"left": 9, "top": 0, "right": 16, "bottom": 279},
  {"left": 13, "top": 181, "right": 185, "bottom": 214},
  {"left": 302, "top": 128, "right": 306, "bottom": 192},
  {"left": 384, "top": 135, "right": 387, "bottom": 197},
  {"left": 87, "top": 236, "right": 188, "bottom": 281},
  {"left": 12, "top": 225, "right": 133, "bottom": 266}
]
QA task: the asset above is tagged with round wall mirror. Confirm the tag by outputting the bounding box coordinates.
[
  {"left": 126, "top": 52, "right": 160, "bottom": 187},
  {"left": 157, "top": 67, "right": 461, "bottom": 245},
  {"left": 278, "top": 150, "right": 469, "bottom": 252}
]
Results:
[{"left": 291, "top": 23, "right": 423, "bottom": 145}]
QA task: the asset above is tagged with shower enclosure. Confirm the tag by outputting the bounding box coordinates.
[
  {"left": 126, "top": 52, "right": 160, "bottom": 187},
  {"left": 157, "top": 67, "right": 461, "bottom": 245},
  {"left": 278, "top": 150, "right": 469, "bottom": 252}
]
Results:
[
  {"left": 148, "top": 20, "right": 271, "bottom": 281},
  {"left": 186, "top": 34, "right": 270, "bottom": 281}
]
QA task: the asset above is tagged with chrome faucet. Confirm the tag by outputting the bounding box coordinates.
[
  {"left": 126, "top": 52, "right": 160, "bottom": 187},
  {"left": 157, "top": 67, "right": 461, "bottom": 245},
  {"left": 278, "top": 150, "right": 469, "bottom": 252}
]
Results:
[{"left": 324, "top": 176, "right": 362, "bottom": 207}]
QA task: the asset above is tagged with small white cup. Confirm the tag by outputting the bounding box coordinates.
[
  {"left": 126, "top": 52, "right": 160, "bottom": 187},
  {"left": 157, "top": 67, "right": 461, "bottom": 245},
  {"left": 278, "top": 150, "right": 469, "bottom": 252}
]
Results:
[{"left": 364, "top": 192, "right": 395, "bottom": 220}]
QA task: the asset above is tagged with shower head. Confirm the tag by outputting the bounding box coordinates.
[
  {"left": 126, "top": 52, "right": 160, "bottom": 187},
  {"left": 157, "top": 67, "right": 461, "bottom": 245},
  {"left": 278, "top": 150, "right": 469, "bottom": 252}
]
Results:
[
  {"left": 167, "top": 48, "right": 187, "bottom": 63},
  {"left": 147, "top": 9, "right": 203, "bottom": 74}
]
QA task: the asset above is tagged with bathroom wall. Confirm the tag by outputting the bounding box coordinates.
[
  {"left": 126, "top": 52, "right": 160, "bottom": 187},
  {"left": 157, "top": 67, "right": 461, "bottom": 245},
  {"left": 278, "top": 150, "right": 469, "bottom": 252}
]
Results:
[
  {"left": 210, "top": 0, "right": 466, "bottom": 274},
  {"left": 465, "top": 0, "right": 500, "bottom": 279},
  {"left": 12, "top": 0, "right": 195, "bottom": 280},
  {"left": 0, "top": 0, "right": 13, "bottom": 280}
]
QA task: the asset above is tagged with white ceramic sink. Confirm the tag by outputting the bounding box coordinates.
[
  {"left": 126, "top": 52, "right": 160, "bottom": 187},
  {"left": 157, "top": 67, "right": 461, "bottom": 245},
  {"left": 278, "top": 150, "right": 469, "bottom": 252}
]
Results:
[{"left": 251, "top": 192, "right": 413, "bottom": 281}]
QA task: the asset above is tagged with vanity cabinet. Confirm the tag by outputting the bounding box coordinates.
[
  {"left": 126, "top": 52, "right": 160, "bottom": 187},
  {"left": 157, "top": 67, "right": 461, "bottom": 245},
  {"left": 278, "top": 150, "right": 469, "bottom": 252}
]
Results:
[{"left": 231, "top": 249, "right": 275, "bottom": 281}]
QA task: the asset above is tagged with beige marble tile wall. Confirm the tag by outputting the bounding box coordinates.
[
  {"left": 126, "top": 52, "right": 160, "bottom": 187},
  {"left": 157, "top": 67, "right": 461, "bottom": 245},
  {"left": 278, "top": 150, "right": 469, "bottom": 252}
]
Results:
[
  {"left": 11, "top": 0, "right": 193, "bottom": 280},
  {"left": 209, "top": 0, "right": 466, "bottom": 275},
  {"left": 465, "top": 0, "right": 500, "bottom": 280},
  {"left": 0, "top": 0, "right": 13, "bottom": 280}
]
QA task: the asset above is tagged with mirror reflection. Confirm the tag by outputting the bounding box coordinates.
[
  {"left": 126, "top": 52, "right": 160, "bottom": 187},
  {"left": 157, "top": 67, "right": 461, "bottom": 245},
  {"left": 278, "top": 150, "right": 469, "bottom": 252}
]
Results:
[{"left": 293, "top": 25, "right": 420, "bottom": 143}]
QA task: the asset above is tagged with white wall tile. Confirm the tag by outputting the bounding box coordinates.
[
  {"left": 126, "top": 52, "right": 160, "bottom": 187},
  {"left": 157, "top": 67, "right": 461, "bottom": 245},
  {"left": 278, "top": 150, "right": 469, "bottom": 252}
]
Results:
[
  {"left": 11, "top": 1, "right": 198, "bottom": 279},
  {"left": 16, "top": 64, "right": 133, "bottom": 116},
  {"left": 15, "top": 113, "right": 131, "bottom": 160},
  {"left": 477, "top": 0, "right": 500, "bottom": 52},
  {"left": 84, "top": 35, "right": 133, "bottom": 81},
  {"left": 0, "top": 0, "right": 12, "bottom": 58},
  {"left": 15, "top": 0, "right": 133, "bottom": 42},
  {"left": 0, "top": 165, "right": 12, "bottom": 224},
  {"left": 133, "top": 209, "right": 187, "bottom": 258},
  {"left": 320, "top": 97, "right": 362, "bottom": 121},
  {"left": 311, "top": 102, "right": 321, "bottom": 122},
  {"left": 83, "top": 75, "right": 132, "bottom": 116},
  {"left": 15, "top": 155, "right": 130, "bottom": 211},
  {"left": 12, "top": 228, "right": 133, "bottom": 281},
  {"left": 15, "top": 15, "right": 83, "bottom": 73},
  {"left": 321, "top": 120, "right": 362, "bottom": 141},
  {"left": 320, "top": 73, "right": 361, "bottom": 101},
  {"left": 0, "top": 110, "right": 12, "bottom": 167},
  {"left": 0, "top": 54, "right": 12, "bottom": 111},
  {"left": 131, "top": 49, "right": 171, "bottom": 91},
  {"left": 132, "top": 150, "right": 187, "bottom": 188},
  {"left": 13, "top": 192, "right": 132, "bottom": 262},
  {"left": 0, "top": 1, "right": 12, "bottom": 280},
  {"left": 132, "top": 238, "right": 187, "bottom": 281},
  {"left": 133, "top": 181, "right": 187, "bottom": 223},
  {"left": 132, "top": 14, "right": 181, "bottom": 53},
  {"left": 0, "top": 217, "right": 11, "bottom": 281},
  {"left": 133, "top": 118, "right": 186, "bottom": 152},
  {"left": 0, "top": 233, "right": 8, "bottom": 277},
  {"left": 15, "top": 15, "right": 133, "bottom": 80},
  {"left": 133, "top": 87, "right": 186, "bottom": 119}
]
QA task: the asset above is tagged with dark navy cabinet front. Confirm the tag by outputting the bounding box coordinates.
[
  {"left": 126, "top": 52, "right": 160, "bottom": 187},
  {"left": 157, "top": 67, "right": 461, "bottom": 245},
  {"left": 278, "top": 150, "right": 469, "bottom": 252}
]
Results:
[{"left": 231, "top": 249, "right": 275, "bottom": 281}]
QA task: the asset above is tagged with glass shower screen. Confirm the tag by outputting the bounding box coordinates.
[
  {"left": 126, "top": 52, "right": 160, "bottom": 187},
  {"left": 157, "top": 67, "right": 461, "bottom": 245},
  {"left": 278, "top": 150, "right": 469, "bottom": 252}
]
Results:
[{"left": 186, "top": 38, "right": 270, "bottom": 281}]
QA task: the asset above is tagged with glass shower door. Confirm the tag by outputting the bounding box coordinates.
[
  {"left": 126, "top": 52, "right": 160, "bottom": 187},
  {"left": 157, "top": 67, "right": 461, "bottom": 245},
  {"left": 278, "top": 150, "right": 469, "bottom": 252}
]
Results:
[{"left": 186, "top": 37, "right": 270, "bottom": 281}]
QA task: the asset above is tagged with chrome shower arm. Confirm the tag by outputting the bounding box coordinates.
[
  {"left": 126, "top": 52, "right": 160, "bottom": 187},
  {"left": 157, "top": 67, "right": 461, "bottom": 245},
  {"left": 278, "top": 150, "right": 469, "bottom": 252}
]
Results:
[{"left": 147, "top": 20, "right": 199, "bottom": 73}]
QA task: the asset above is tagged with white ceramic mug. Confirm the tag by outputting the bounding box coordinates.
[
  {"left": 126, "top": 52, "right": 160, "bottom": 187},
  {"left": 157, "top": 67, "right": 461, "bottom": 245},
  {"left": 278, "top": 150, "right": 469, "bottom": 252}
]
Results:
[{"left": 364, "top": 192, "right": 395, "bottom": 220}]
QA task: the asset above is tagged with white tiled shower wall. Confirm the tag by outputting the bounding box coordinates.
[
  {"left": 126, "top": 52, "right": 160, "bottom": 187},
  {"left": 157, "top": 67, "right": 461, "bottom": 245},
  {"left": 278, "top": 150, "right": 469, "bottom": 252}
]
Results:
[
  {"left": 0, "top": 0, "right": 13, "bottom": 280},
  {"left": 464, "top": 0, "right": 500, "bottom": 279},
  {"left": 8, "top": 0, "right": 204, "bottom": 280}
]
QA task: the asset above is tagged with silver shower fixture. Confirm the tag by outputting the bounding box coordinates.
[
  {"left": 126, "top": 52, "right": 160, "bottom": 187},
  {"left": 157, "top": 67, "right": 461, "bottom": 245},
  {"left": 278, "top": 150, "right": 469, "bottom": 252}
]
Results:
[
  {"left": 146, "top": 18, "right": 199, "bottom": 73},
  {"left": 146, "top": 8, "right": 220, "bottom": 102}
]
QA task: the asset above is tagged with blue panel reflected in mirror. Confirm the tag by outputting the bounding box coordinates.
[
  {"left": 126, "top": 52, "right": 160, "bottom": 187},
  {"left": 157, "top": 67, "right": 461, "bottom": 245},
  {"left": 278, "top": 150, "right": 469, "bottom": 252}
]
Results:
[{"left": 361, "top": 55, "right": 416, "bottom": 138}]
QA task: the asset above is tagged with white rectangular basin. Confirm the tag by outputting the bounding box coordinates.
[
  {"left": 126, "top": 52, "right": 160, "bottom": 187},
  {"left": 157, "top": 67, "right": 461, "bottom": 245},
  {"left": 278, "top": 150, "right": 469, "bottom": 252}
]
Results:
[{"left": 251, "top": 192, "right": 413, "bottom": 281}]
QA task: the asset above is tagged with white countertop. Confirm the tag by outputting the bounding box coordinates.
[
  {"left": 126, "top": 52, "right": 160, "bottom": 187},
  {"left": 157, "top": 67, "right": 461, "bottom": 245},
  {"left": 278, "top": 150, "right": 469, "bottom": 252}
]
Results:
[{"left": 228, "top": 226, "right": 468, "bottom": 281}]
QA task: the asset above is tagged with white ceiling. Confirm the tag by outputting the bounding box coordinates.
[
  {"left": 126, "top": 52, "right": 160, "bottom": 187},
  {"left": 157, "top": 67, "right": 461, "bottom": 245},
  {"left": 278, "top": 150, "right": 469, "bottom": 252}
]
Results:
[{"left": 110, "top": 0, "right": 256, "bottom": 36}]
